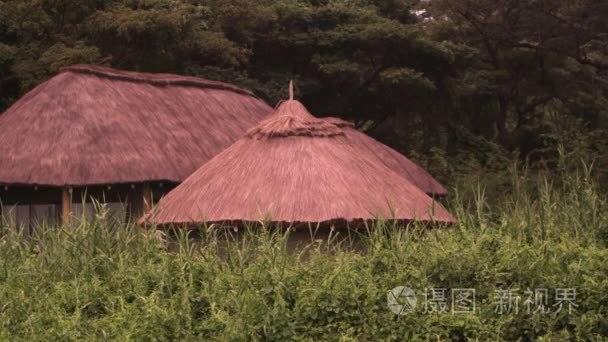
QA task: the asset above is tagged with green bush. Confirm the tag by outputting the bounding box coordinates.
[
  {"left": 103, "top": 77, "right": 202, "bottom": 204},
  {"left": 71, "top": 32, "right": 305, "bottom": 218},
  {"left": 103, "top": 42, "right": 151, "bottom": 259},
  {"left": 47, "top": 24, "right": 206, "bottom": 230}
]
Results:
[{"left": 1, "top": 165, "right": 607, "bottom": 341}]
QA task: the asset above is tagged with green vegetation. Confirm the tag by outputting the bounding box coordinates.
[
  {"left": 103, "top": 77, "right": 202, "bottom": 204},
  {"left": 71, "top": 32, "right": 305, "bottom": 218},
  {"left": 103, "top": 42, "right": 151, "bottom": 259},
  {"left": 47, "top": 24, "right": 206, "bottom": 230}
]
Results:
[{"left": 1, "top": 160, "right": 607, "bottom": 341}]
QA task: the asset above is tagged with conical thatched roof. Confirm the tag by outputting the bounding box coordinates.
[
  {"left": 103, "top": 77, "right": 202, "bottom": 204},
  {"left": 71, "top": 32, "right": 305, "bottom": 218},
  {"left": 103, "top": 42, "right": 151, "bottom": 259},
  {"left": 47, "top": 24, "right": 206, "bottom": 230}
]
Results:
[
  {"left": 257, "top": 92, "right": 446, "bottom": 196},
  {"left": 322, "top": 117, "right": 447, "bottom": 196},
  {"left": 0, "top": 64, "right": 272, "bottom": 186},
  {"left": 143, "top": 90, "right": 455, "bottom": 226}
]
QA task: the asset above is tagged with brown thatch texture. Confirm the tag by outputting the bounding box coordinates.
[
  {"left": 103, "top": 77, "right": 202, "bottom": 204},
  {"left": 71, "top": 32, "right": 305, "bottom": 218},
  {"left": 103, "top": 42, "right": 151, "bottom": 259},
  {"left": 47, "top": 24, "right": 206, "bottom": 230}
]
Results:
[
  {"left": 143, "top": 100, "right": 456, "bottom": 226},
  {"left": 264, "top": 99, "right": 447, "bottom": 195},
  {"left": 0, "top": 64, "right": 272, "bottom": 186},
  {"left": 324, "top": 117, "right": 448, "bottom": 196},
  {"left": 247, "top": 101, "right": 345, "bottom": 138}
]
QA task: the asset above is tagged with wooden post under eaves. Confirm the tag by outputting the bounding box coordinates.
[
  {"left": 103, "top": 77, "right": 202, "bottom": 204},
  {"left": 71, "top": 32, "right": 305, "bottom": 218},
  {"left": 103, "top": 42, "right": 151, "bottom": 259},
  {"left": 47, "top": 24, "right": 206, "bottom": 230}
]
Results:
[
  {"left": 142, "top": 182, "right": 152, "bottom": 214},
  {"left": 129, "top": 183, "right": 153, "bottom": 221},
  {"left": 61, "top": 187, "right": 72, "bottom": 225}
]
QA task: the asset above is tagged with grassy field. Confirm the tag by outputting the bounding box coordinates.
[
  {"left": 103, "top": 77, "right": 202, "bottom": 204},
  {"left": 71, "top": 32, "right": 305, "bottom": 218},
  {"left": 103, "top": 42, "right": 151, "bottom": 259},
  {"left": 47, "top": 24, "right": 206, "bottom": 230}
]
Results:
[{"left": 1, "top": 165, "right": 607, "bottom": 341}]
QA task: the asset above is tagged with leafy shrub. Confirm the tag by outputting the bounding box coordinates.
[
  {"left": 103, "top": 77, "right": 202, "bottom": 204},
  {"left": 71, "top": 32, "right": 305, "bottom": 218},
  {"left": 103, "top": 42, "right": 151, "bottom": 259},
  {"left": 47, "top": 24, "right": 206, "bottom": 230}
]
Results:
[{"left": 0, "top": 164, "right": 607, "bottom": 340}]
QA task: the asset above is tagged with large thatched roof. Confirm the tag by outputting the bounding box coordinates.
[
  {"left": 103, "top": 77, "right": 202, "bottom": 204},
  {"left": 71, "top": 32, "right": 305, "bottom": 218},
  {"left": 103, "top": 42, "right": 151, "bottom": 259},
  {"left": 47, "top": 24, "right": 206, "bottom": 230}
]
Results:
[
  {"left": 0, "top": 64, "right": 272, "bottom": 187},
  {"left": 143, "top": 95, "right": 455, "bottom": 226}
]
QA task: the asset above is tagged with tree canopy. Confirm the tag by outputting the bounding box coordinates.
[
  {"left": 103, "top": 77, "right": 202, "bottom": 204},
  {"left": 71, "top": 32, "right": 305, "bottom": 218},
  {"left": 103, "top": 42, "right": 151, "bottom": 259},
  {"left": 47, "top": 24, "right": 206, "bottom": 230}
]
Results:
[{"left": 1, "top": 0, "right": 607, "bottom": 181}]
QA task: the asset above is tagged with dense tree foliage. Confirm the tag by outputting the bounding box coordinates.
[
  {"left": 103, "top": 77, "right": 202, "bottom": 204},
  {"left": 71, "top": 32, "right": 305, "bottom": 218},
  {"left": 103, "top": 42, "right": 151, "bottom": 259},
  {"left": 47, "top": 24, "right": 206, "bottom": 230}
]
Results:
[
  {"left": 1, "top": 0, "right": 607, "bottom": 181},
  {"left": 427, "top": 0, "right": 608, "bottom": 156}
]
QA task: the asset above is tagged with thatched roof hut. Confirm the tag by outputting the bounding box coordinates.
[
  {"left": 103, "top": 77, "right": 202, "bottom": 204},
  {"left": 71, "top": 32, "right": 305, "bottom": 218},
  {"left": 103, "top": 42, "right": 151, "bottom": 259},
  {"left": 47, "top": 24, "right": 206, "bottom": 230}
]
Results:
[
  {"left": 0, "top": 64, "right": 272, "bottom": 226},
  {"left": 143, "top": 88, "right": 455, "bottom": 227},
  {"left": 0, "top": 64, "right": 271, "bottom": 186}
]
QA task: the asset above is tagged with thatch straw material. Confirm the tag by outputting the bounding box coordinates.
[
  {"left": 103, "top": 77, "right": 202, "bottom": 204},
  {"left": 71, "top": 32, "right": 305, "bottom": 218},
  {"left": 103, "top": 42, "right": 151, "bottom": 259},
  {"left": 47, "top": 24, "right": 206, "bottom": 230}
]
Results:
[
  {"left": 262, "top": 91, "right": 447, "bottom": 196},
  {"left": 247, "top": 104, "right": 345, "bottom": 138},
  {"left": 323, "top": 117, "right": 448, "bottom": 196},
  {"left": 143, "top": 96, "right": 455, "bottom": 226},
  {"left": 0, "top": 64, "right": 272, "bottom": 186}
]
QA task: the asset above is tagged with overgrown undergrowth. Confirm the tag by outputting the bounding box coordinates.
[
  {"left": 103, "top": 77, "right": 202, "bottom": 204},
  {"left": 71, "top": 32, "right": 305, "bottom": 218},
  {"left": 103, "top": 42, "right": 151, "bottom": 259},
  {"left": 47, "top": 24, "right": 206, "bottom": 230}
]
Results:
[{"left": 1, "top": 165, "right": 607, "bottom": 341}]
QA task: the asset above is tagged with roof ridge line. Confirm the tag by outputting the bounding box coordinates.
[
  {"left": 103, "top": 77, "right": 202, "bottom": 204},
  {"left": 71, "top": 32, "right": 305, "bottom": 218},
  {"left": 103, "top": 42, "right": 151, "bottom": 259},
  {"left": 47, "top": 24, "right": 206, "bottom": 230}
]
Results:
[{"left": 60, "top": 64, "right": 256, "bottom": 97}]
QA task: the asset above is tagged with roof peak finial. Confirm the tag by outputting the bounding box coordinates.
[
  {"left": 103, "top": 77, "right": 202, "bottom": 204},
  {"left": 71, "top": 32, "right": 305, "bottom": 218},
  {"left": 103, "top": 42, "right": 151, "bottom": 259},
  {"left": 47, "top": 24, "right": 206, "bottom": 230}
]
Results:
[{"left": 289, "top": 80, "right": 294, "bottom": 100}]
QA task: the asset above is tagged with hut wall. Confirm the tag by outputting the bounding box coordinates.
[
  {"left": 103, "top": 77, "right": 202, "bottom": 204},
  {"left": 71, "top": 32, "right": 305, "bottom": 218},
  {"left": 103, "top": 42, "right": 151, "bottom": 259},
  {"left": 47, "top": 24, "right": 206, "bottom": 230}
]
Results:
[
  {"left": 1, "top": 204, "right": 59, "bottom": 237},
  {"left": 0, "top": 182, "right": 176, "bottom": 231}
]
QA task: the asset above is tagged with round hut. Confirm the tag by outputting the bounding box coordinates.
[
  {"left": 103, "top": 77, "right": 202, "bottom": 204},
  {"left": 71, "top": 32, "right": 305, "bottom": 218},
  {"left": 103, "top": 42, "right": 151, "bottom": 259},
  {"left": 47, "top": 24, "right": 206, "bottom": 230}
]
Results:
[
  {"left": 0, "top": 64, "right": 272, "bottom": 229},
  {"left": 143, "top": 86, "right": 455, "bottom": 228}
]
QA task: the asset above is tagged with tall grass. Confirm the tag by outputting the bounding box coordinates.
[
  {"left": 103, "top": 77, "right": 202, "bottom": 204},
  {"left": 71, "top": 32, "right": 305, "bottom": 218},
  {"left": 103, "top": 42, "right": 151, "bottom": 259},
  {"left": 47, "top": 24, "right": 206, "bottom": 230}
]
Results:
[{"left": 0, "top": 163, "right": 607, "bottom": 341}]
